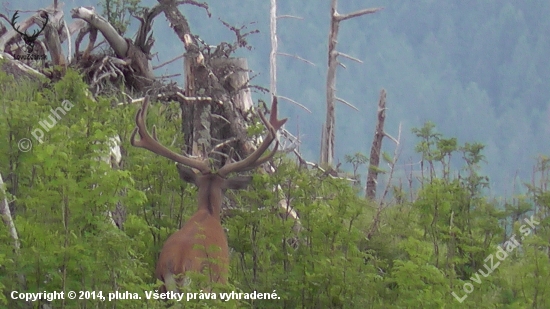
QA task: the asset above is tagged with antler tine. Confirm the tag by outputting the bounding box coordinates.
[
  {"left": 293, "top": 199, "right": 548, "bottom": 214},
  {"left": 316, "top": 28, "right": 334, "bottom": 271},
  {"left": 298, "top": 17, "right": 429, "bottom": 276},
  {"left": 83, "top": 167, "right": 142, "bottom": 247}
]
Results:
[
  {"left": 9, "top": 10, "right": 48, "bottom": 38},
  {"left": 10, "top": 11, "right": 26, "bottom": 36},
  {"left": 218, "top": 97, "right": 287, "bottom": 177},
  {"left": 238, "top": 141, "right": 281, "bottom": 173},
  {"left": 269, "top": 95, "right": 282, "bottom": 127},
  {"left": 236, "top": 100, "right": 287, "bottom": 172},
  {"left": 237, "top": 109, "right": 282, "bottom": 170},
  {"left": 130, "top": 96, "right": 210, "bottom": 173},
  {"left": 29, "top": 12, "right": 48, "bottom": 38},
  {"left": 151, "top": 125, "right": 158, "bottom": 141}
]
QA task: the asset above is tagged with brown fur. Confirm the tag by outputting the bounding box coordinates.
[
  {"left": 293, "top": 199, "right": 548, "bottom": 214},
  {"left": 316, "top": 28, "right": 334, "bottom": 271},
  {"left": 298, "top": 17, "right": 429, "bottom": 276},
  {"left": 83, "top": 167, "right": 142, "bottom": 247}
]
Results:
[
  {"left": 155, "top": 171, "right": 250, "bottom": 291},
  {"left": 131, "top": 96, "right": 286, "bottom": 292}
]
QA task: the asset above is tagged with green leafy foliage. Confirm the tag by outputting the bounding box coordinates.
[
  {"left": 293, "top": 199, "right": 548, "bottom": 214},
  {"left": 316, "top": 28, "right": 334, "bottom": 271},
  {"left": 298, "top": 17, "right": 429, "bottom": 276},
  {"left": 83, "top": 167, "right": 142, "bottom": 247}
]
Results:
[
  {"left": 1, "top": 71, "right": 550, "bottom": 308},
  {"left": 0, "top": 70, "right": 153, "bottom": 308},
  {"left": 99, "top": 0, "right": 142, "bottom": 35}
]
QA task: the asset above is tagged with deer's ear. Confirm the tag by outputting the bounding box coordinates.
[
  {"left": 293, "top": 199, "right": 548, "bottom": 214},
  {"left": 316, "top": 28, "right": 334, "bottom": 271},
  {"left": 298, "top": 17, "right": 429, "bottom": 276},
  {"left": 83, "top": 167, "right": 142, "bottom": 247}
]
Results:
[
  {"left": 223, "top": 176, "right": 252, "bottom": 190},
  {"left": 176, "top": 164, "right": 197, "bottom": 184}
]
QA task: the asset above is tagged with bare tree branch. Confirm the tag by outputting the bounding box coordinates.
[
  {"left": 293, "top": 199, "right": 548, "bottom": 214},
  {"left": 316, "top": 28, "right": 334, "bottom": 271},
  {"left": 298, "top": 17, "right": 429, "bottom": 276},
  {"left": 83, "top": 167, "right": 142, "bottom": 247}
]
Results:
[
  {"left": 278, "top": 52, "right": 315, "bottom": 66},
  {"left": 0, "top": 173, "right": 20, "bottom": 252},
  {"left": 71, "top": 7, "right": 128, "bottom": 57},
  {"left": 63, "top": 20, "right": 72, "bottom": 63},
  {"left": 176, "top": 0, "right": 211, "bottom": 16},
  {"left": 277, "top": 15, "right": 303, "bottom": 20},
  {"left": 277, "top": 95, "right": 311, "bottom": 113},
  {"left": 335, "top": 7, "right": 383, "bottom": 22},
  {"left": 380, "top": 122, "right": 402, "bottom": 202},
  {"left": 336, "top": 51, "right": 362, "bottom": 63},
  {"left": 153, "top": 53, "right": 184, "bottom": 70},
  {"left": 44, "top": 11, "right": 66, "bottom": 66},
  {"left": 384, "top": 132, "right": 398, "bottom": 144},
  {"left": 335, "top": 96, "right": 359, "bottom": 111}
]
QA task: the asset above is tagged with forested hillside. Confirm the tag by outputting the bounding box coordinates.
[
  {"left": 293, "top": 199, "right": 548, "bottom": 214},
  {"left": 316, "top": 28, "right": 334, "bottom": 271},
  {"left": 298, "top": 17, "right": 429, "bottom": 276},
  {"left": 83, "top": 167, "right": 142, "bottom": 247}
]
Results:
[
  {"left": 178, "top": 0, "right": 550, "bottom": 196},
  {"left": 1, "top": 1, "right": 550, "bottom": 308},
  {"left": 17, "top": 0, "right": 548, "bottom": 195}
]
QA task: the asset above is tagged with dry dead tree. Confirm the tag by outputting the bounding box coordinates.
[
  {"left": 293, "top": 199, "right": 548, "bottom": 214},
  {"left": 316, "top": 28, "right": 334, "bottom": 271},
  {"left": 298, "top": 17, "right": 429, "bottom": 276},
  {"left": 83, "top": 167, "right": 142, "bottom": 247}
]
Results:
[
  {"left": 320, "top": 0, "right": 383, "bottom": 166},
  {"left": 366, "top": 122, "right": 402, "bottom": 240}
]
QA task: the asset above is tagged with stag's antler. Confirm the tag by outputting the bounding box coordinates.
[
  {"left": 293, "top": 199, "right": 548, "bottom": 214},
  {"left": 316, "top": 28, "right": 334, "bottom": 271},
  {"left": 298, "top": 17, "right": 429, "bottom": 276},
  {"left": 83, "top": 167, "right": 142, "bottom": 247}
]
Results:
[
  {"left": 130, "top": 96, "right": 212, "bottom": 174},
  {"left": 10, "top": 11, "right": 25, "bottom": 37}
]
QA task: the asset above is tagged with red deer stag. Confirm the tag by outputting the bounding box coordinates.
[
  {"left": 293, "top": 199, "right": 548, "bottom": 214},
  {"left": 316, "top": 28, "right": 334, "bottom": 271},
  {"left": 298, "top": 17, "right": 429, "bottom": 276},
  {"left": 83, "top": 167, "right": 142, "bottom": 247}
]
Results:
[{"left": 131, "top": 96, "right": 287, "bottom": 291}]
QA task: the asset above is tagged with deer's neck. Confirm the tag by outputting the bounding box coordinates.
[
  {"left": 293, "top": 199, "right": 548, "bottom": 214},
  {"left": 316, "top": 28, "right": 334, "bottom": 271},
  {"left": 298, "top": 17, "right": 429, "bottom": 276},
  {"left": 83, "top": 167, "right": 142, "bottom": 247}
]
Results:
[{"left": 197, "top": 181, "right": 223, "bottom": 219}]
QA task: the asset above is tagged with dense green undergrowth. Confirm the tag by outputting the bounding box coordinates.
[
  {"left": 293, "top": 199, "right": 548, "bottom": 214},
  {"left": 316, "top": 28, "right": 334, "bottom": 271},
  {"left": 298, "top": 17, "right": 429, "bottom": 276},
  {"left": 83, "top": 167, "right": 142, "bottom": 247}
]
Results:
[{"left": 1, "top": 71, "right": 549, "bottom": 308}]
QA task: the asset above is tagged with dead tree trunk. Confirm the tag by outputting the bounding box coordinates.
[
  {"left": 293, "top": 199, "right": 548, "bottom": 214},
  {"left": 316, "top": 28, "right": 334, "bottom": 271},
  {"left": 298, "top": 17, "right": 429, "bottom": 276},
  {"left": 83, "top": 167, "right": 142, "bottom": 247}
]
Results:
[
  {"left": 181, "top": 56, "right": 253, "bottom": 162},
  {"left": 321, "top": 3, "right": 338, "bottom": 166},
  {"left": 366, "top": 89, "right": 386, "bottom": 199},
  {"left": 0, "top": 173, "right": 20, "bottom": 255},
  {"left": 366, "top": 121, "right": 401, "bottom": 240},
  {"left": 183, "top": 58, "right": 212, "bottom": 157},
  {"left": 270, "top": 0, "right": 278, "bottom": 100},
  {"left": 0, "top": 173, "right": 26, "bottom": 291},
  {"left": 320, "top": 0, "right": 382, "bottom": 166}
]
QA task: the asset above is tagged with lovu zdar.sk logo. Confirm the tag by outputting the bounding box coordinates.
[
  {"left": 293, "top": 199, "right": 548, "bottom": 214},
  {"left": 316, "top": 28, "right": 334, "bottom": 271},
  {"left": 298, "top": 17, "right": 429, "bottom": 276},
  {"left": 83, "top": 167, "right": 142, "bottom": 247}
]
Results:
[{"left": 10, "top": 10, "right": 49, "bottom": 54}]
